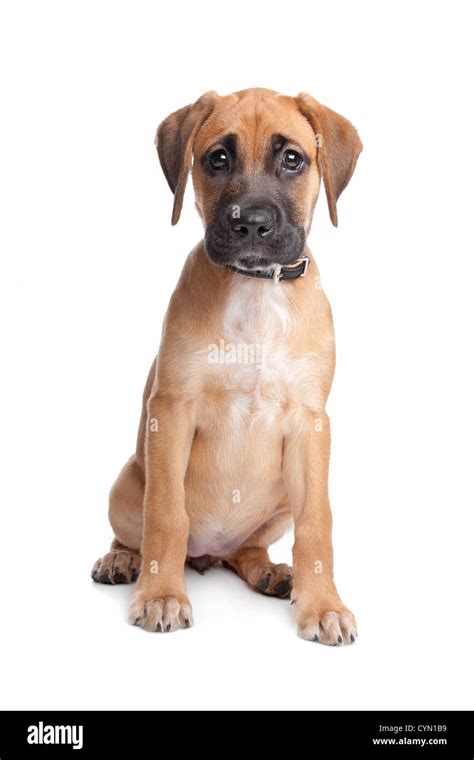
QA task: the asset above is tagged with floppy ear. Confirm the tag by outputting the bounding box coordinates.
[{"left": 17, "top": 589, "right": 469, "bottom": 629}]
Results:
[
  {"left": 296, "top": 93, "right": 362, "bottom": 226},
  {"left": 155, "top": 91, "right": 217, "bottom": 225}
]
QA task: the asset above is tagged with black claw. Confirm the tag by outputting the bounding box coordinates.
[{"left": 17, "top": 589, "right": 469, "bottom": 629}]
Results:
[
  {"left": 290, "top": 599, "right": 296, "bottom": 606},
  {"left": 98, "top": 573, "right": 112, "bottom": 585},
  {"left": 113, "top": 572, "right": 127, "bottom": 584},
  {"left": 338, "top": 635, "right": 343, "bottom": 644},
  {"left": 313, "top": 634, "right": 319, "bottom": 642},
  {"left": 134, "top": 617, "right": 141, "bottom": 626},
  {"left": 130, "top": 570, "right": 139, "bottom": 582},
  {"left": 350, "top": 633, "right": 355, "bottom": 642},
  {"left": 165, "top": 624, "right": 171, "bottom": 633},
  {"left": 156, "top": 623, "right": 162, "bottom": 632},
  {"left": 184, "top": 618, "right": 190, "bottom": 627}
]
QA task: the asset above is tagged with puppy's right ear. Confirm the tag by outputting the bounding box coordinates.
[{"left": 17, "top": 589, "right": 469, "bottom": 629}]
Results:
[{"left": 155, "top": 91, "right": 217, "bottom": 225}]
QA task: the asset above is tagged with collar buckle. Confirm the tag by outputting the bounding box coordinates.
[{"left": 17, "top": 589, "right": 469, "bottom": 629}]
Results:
[
  {"left": 286, "top": 256, "right": 310, "bottom": 277},
  {"left": 299, "top": 256, "right": 310, "bottom": 277}
]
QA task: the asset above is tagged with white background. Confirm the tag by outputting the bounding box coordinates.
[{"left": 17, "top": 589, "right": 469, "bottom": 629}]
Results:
[{"left": 1, "top": 0, "right": 473, "bottom": 711}]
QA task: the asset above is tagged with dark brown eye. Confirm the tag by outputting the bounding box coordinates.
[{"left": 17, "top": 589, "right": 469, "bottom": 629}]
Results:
[
  {"left": 209, "top": 149, "right": 229, "bottom": 171},
  {"left": 282, "top": 149, "right": 303, "bottom": 171}
]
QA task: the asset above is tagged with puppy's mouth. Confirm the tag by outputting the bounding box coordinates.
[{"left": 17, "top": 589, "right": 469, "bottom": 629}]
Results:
[
  {"left": 204, "top": 224, "right": 306, "bottom": 269},
  {"left": 232, "top": 251, "right": 273, "bottom": 271}
]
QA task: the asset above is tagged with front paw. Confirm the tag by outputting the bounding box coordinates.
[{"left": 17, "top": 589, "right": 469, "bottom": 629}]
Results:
[
  {"left": 294, "top": 599, "right": 357, "bottom": 645},
  {"left": 128, "top": 590, "right": 193, "bottom": 633}
]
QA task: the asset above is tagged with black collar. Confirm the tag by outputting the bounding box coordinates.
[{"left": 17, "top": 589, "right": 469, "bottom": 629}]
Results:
[{"left": 227, "top": 256, "right": 310, "bottom": 284}]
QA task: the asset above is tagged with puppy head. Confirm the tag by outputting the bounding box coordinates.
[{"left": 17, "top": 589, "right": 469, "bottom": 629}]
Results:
[{"left": 156, "top": 88, "right": 362, "bottom": 269}]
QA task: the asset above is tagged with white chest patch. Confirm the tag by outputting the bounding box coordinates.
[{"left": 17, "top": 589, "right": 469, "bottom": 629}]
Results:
[
  {"left": 193, "top": 274, "right": 327, "bottom": 438},
  {"left": 220, "top": 277, "right": 293, "bottom": 427},
  {"left": 204, "top": 275, "right": 322, "bottom": 422},
  {"left": 222, "top": 275, "right": 292, "bottom": 345}
]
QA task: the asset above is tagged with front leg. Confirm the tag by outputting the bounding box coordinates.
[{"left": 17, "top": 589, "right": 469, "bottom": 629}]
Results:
[
  {"left": 283, "top": 412, "right": 357, "bottom": 645},
  {"left": 129, "top": 395, "right": 195, "bottom": 633}
]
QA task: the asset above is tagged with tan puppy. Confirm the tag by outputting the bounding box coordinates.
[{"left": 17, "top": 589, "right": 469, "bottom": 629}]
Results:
[{"left": 92, "top": 88, "right": 362, "bottom": 644}]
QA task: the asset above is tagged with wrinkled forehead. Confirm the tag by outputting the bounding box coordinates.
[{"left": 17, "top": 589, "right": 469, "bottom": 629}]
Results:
[{"left": 194, "top": 91, "right": 317, "bottom": 161}]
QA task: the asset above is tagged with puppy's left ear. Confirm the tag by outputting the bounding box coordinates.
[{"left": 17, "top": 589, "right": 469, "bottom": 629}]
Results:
[
  {"left": 155, "top": 91, "right": 217, "bottom": 225},
  {"left": 296, "top": 93, "right": 362, "bottom": 226}
]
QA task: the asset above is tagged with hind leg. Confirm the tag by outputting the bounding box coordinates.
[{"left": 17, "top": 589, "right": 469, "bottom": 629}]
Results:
[
  {"left": 221, "top": 508, "right": 294, "bottom": 598},
  {"left": 91, "top": 455, "right": 144, "bottom": 585}
]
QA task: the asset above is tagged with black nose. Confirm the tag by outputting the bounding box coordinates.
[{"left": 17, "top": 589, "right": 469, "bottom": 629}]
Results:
[{"left": 231, "top": 206, "right": 275, "bottom": 244}]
